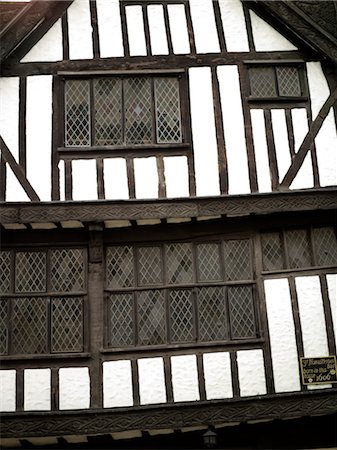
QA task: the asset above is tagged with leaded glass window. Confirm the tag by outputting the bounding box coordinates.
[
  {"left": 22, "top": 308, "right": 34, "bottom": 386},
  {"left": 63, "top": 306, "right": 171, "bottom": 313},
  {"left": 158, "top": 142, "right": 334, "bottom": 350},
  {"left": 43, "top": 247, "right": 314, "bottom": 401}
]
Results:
[{"left": 64, "top": 75, "right": 183, "bottom": 148}]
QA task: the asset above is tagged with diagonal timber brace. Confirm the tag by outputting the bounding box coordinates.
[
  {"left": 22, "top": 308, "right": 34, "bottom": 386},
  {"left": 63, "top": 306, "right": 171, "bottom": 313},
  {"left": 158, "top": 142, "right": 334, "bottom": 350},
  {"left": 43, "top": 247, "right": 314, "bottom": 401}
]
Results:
[{"left": 0, "top": 135, "right": 40, "bottom": 201}]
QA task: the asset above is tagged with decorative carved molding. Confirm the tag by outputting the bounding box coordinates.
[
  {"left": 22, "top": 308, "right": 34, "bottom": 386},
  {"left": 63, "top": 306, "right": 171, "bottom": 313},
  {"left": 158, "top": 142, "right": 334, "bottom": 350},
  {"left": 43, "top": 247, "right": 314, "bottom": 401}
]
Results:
[
  {"left": 1, "top": 390, "right": 336, "bottom": 438},
  {"left": 0, "top": 189, "right": 336, "bottom": 225}
]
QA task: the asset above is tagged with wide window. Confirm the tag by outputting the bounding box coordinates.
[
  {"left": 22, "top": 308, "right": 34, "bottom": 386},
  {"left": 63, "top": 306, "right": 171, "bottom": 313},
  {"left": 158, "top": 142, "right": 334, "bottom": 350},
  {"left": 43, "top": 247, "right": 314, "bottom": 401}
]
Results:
[
  {"left": 0, "top": 248, "right": 87, "bottom": 356},
  {"left": 64, "top": 74, "right": 184, "bottom": 148},
  {"left": 104, "top": 238, "right": 259, "bottom": 349}
]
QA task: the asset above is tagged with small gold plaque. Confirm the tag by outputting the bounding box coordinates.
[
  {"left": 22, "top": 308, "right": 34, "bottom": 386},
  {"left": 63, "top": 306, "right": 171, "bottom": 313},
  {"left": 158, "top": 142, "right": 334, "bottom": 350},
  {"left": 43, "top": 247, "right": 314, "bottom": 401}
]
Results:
[{"left": 300, "top": 356, "right": 337, "bottom": 385}]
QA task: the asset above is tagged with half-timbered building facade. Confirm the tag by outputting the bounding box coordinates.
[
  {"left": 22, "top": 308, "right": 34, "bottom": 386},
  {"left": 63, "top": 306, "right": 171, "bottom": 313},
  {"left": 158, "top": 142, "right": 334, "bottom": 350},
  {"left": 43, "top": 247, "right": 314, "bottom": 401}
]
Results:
[{"left": 0, "top": 0, "right": 336, "bottom": 448}]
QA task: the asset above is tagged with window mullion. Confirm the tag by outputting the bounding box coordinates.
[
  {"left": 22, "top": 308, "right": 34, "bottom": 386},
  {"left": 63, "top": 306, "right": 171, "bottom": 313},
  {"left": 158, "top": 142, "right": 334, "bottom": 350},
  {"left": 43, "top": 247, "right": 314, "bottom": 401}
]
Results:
[
  {"left": 90, "top": 79, "right": 95, "bottom": 146},
  {"left": 151, "top": 77, "right": 156, "bottom": 144},
  {"left": 121, "top": 78, "right": 126, "bottom": 145}
]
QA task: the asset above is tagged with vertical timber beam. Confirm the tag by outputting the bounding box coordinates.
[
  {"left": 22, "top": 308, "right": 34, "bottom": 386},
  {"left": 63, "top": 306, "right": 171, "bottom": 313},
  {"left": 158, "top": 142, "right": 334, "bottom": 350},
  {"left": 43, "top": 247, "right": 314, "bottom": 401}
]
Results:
[{"left": 88, "top": 223, "right": 104, "bottom": 409}]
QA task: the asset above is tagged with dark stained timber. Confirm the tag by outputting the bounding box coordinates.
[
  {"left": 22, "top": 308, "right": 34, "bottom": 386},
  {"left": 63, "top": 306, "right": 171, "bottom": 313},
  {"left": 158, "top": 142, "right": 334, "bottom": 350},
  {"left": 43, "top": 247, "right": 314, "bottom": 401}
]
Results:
[
  {"left": 264, "top": 109, "right": 279, "bottom": 191},
  {"left": 89, "top": 0, "right": 100, "bottom": 59},
  {"left": 19, "top": 77, "right": 26, "bottom": 173}
]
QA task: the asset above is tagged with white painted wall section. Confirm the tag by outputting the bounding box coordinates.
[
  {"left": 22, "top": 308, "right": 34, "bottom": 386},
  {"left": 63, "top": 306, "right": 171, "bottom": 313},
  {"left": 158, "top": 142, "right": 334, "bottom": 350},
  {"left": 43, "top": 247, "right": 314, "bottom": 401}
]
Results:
[
  {"left": 138, "top": 358, "right": 166, "bottom": 405},
  {"left": 59, "top": 367, "right": 90, "bottom": 410},
  {"left": 58, "top": 160, "right": 65, "bottom": 201},
  {"left": 96, "top": 0, "right": 124, "bottom": 58},
  {"left": 326, "top": 274, "right": 337, "bottom": 350},
  {"left": 271, "top": 109, "right": 291, "bottom": 183},
  {"left": 189, "top": 67, "right": 220, "bottom": 196},
  {"left": 203, "top": 352, "right": 233, "bottom": 400},
  {"left": 103, "top": 360, "right": 133, "bottom": 408},
  {"left": 134, "top": 157, "right": 158, "bottom": 199},
  {"left": 168, "top": 5, "right": 190, "bottom": 54},
  {"left": 24, "top": 369, "right": 51, "bottom": 411},
  {"left": 250, "top": 109, "right": 272, "bottom": 192},
  {"left": 171, "top": 355, "right": 200, "bottom": 402},
  {"left": 315, "top": 109, "right": 337, "bottom": 187},
  {"left": 189, "top": 0, "right": 220, "bottom": 54},
  {"left": 217, "top": 65, "right": 250, "bottom": 194},
  {"left": 295, "top": 276, "right": 329, "bottom": 357},
  {"left": 237, "top": 350, "right": 266, "bottom": 396},
  {"left": 307, "top": 62, "right": 330, "bottom": 117},
  {"left": 250, "top": 11, "right": 297, "bottom": 51},
  {"left": 5, "top": 166, "right": 30, "bottom": 202},
  {"left": 126, "top": 5, "right": 147, "bottom": 56},
  {"left": 68, "top": 0, "right": 93, "bottom": 60},
  {"left": 148, "top": 5, "right": 169, "bottom": 55},
  {"left": 218, "top": 0, "right": 249, "bottom": 52},
  {"left": 26, "top": 75, "right": 52, "bottom": 201},
  {"left": 104, "top": 158, "right": 129, "bottom": 200},
  {"left": 21, "top": 19, "right": 62, "bottom": 62},
  {"left": 290, "top": 108, "right": 313, "bottom": 190},
  {"left": 164, "top": 156, "right": 189, "bottom": 198},
  {"left": 0, "top": 370, "right": 16, "bottom": 412},
  {"left": 264, "top": 279, "right": 301, "bottom": 393},
  {"left": 72, "top": 160, "right": 98, "bottom": 200}
]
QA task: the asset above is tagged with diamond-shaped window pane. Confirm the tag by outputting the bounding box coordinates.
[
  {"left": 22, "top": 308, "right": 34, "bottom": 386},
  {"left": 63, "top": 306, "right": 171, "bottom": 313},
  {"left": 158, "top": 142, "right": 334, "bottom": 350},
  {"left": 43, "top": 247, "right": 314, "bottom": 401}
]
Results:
[
  {"left": 276, "top": 66, "right": 301, "bottom": 97},
  {"left": 228, "top": 286, "right": 256, "bottom": 339},
  {"left": 286, "top": 229, "right": 311, "bottom": 268},
  {"left": 166, "top": 243, "right": 194, "bottom": 285},
  {"left": 65, "top": 80, "right": 90, "bottom": 147},
  {"left": 51, "top": 297, "right": 83, "bottom": 353},
  {"left": 15, "top": 252, "right": 46, "bottom": 293},
  {"left": 94, "top": 78, "right": 123, "bottom": 145},
  {"left": 313, "top": 227, "right": 337, "bottom": 266},
  {"left": 224, "top": 239, "right": 252, "bottom": 280},
  {"left": 249, "top": 67, "right": 277, "bottom": 97},
  {"left": 107, "top": 293, "right": 134, "bottom": 347},
  {"left": 137, "top": 290, "right": 166, "bottom": 345},
  {"left": 261, "top": 232, "right": 284, "bottom": 271},
  {"left": 197, "top": 287, "right": 228, "bottom": 341},
  {"left": 106, "top": 246, "right": 134, "bottom": 289},
  {"left": 50, "top": 249, "right": 85, "bottom": 292},
  {"left": 155, "top": 77, "right": 182, "bottom": 144},
  {"left": 124, "top": 78, "right": 152, "bottom": 144},
  {"left": 138, "top": 246, "right": 163, "bottom": 286},
  {"left": 0, "top": 299, "right": 8, "bottom": 354},
  {"left": 197, "top": 243, "right": 221, "bottom": 282},
  {"left": 12, "top": 297, "right": 48, "bottom": 354},
  {"left": 169, "top": 289, "right": 194, "bottom": 343},
  {"left": 0, "top": 251, "right": 11, "bottom": 294}
]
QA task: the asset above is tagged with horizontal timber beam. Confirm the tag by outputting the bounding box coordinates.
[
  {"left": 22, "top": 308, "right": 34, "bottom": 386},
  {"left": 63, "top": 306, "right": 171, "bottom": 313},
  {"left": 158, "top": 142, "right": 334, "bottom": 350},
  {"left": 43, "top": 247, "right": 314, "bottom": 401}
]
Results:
[
  {"left": 0, "top": 188, "right": 336, "bottom": 225},
  {"left": 1, "top": 389, "right": 336, "bottom": 438}
]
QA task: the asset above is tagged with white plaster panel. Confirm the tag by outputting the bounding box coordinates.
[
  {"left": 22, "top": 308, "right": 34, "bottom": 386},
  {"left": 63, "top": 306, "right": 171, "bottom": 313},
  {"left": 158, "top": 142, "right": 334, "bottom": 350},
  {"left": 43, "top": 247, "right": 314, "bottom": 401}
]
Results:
[
  {"left": 0, "top": 370, "right": 16, "bottom": 412},
  {"left": 26, "top": 75, "right": 52, "bottom": 201},
  {"left": 327, "top": 274, "right": 337, "bottom": 350},
  {"left": 21, "top": 19, "right": 62, "bottom": 62},
  {"left": 250, "top": 109, "right": 272, "bottom": 192},
  {"left": 168, "top": 5, "right": 190, "bottom": 54},
  {"left": 189, "top": 0, "right": 220, "bottom": 54},
  {"left": 96, "top": 0, "right": 124, "bottom": 58},
  {"left": 290, "top": 108, "right": 313, "bottom": 190},
  {"left": 126, "top": 5, "right": 147, "bottom": 56},
  {"left": 59, "top": 367, "right": 90, "bottom": 410},
  {"left": 138, "top": 358, "right": 166, "bottom": 405},
  {"left": 5, "top": 166, "right": 30, "bottom": 202},
  {"left": 72, "top": 160, "right": 98, "bottom": 200},
  {"left": 164, "top": 156, "right": 189, "bottom": 198},
  {"left": 0, "top": 77, "right": 19, "bottom": 158},
  {"left": 218, "top": 0, "right": 249, "bottom": 52},
  {"left": 203, "top": 352, "right": 233, "bottom": 400},
  {"left": 296, "top": 276, "right": 329, "bottom": 357},
  {"left": 189, "top": 67, "right": 220, "bottom": 196},
  {"left": 58, "top": 160, "right": 65, "bottom": 201},
  {"left": 306, "top": 62, "right": 330, "bottom": 118},
  {"left": 68, "top": 0, "right": 93, "bottom": 60},
  {"left": 148, "top": 5, "right": 169, "bottom": 55},
  {"left": 264, "top": 279, "right": 301, "bottom": 393},
  {"left": 217, "top": 65, "right": 250, "bottom": 194},
  {"left": 171, "top": 355, "right": 200, "bottom": 402},
  {"left": 271, "top": 109, "right": 291, "bottom": 183},
  {"left": 103, "top": 360, "right": 133, "bottom": 408},
  {"left": 250, "top": 10, "right": 297, "bottom": 51},
  {"left": 237, "top": 350, "right": 267, "bottom": 397},
  {"left": 134, "top": 157, "right": 158, "bottom": 199},
  {"left": 104, "top": 158, "right": 129, "bottom": 199},
  {"left": 24, "top": 369, "right": 51, "bottom": 411},
  {"left": 315, "top": 109, "right": 337, "bottom": 187}
]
